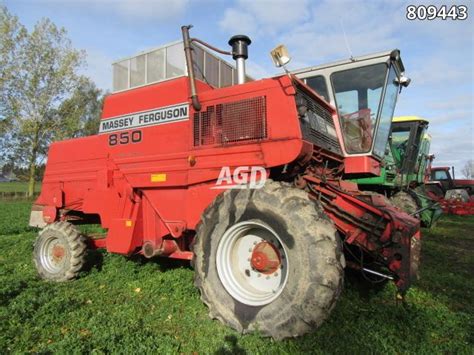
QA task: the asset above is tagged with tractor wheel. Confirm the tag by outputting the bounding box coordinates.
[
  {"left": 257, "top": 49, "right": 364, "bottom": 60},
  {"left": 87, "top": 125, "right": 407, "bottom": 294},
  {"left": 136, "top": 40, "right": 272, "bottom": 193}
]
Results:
[
  {"left": 33, "top": 221, "right": 87, "bottom": 281},
  {"left": 390, "top": 191, "right": 418, "bottom": 215},
  {"left": 193, "top": 180, "right": 344, "bottom": 339}
]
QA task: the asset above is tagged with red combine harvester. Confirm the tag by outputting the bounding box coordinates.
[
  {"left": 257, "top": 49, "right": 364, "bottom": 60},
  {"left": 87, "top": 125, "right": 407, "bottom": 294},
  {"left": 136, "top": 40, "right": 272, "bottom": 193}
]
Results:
[
  {"left": 30, "top": 26, "right": 419, "bottom": 339},
  {"left": 426, "top": 165, "right": 474, "bottom": 215}
]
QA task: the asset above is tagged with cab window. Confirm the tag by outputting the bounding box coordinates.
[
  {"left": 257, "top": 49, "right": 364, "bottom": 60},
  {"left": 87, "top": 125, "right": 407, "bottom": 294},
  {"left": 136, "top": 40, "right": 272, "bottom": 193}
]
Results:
[
  {"left": 305, "top": 75, "right": 329, "bottom": 102},
  {"left": 331, "top": 63, "right": 387, "bottom": 154},
  {"left": 433, "top": 170, "right": 449, "bottom": 180}
]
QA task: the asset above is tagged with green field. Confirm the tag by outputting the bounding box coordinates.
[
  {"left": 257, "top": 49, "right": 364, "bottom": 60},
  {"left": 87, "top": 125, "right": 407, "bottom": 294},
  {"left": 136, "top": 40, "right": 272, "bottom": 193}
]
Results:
[
  {"left": 0, "top": 182, "right": 42, "bottom": 193},
  {"left": 0, "top": 201, "right": 473, "bottom": 353}
]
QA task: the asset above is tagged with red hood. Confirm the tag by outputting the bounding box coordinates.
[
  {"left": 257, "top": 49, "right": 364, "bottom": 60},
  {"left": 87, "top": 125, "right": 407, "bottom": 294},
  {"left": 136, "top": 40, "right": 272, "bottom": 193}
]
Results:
[{"left": 454, "top": 179, "right": 474, "bottom": 186}]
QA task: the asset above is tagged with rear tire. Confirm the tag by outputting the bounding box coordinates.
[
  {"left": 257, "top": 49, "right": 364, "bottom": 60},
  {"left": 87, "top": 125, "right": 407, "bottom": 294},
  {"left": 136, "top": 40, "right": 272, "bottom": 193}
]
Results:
[
  {"left": 33, "top": 221, "right": 87, "bottom": 281},
  {"left": 193, "top": 180, "right": 344, "bottom": 339}
]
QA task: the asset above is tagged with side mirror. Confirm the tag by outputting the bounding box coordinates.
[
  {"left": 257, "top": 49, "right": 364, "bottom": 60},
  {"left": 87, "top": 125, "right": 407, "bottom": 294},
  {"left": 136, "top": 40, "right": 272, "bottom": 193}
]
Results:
[
  {"left": 399, "top": 76, "right": 411, "bottom": 87},
  {"left": 396, "top": 75, "right": 411, "bottom": 93},
  {"left": 270, "top": 45, "right": 291, "bottom": 68}
]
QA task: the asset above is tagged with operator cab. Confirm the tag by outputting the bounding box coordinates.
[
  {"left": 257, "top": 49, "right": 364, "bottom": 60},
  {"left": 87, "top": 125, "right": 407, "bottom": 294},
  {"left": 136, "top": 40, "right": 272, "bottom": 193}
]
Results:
[
  {"left": 390, "top": 116, "right": 430, "bottom": 175},
  {"left": 292, "top": 50, "right": 410, "bottom": 162},
  {"left": 430, "top": 167, "right": 455, "bottom": 190}
]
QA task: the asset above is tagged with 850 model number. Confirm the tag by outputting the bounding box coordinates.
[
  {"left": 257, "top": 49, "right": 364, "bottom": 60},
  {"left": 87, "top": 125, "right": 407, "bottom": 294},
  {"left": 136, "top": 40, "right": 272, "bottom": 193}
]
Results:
[
  {"left": 108, "top": 130, "right": 142, "bottom": 146},
  {"left": 406, "top": 5, "right": 468, "bottom": 20}
]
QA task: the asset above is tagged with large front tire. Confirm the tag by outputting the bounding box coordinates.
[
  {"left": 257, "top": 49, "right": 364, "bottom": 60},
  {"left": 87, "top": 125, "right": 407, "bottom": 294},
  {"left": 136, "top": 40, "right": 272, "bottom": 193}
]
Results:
[
  {"left": 193, "top": 180, "right": 344, "bottom": 339},
  {"left": 33, "top": 221, "right": 87, "bottom": 281}
]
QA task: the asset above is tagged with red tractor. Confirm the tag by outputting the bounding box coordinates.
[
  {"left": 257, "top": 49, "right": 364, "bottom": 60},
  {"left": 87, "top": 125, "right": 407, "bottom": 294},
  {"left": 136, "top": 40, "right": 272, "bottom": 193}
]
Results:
[
  {"left": 30, "top": 26, "right": 419, "bottom": 339},
  {"left": 426, "top": 165, "right": 474, "bottom": 215}
]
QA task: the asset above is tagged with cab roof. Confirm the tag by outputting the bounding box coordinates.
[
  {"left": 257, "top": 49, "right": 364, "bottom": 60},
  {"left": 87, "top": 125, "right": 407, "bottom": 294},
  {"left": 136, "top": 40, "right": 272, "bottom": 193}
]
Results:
[
  {"left": 291, "top": 49, "right": 405, "bottom": 76},
  {"left": 393, "top": 116, "right": 429, "bottom": 123}
]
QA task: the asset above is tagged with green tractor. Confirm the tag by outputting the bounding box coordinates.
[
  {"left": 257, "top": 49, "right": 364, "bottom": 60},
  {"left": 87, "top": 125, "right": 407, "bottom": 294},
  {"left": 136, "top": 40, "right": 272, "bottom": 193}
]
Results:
[{"left": 353, "top": 116, "right": 442, "bottom": 227}]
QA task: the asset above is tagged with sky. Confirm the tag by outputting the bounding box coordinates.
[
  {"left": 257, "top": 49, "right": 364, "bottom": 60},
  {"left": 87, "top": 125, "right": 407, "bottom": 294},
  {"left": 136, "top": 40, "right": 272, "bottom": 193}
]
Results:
[{"left": 3, "top": 0, "right": 474, "bottom": 175}]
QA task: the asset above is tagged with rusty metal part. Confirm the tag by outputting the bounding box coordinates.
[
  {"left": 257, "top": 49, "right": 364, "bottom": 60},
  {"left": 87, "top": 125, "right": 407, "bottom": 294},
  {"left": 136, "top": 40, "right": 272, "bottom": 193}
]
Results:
[
  {"left": 297, "top": 154, "right": 419, "bottom": 293},
  {"left": 52, "top": 245, "right": 65, "bottom": 262},
  {"left": 191, "top": 38, "right": 232, "bottom": 56},
  {"left": 182, "top": 25, "right": 201, "bottom": 111},
  {"left": 142, "top": 239, "right": 178, "bottom": 258}
]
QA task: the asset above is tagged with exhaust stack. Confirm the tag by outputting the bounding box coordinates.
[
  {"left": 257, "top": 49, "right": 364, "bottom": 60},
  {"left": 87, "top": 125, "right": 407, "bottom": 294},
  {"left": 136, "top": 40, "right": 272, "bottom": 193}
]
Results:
[
  {"left": 182, "top": 25, "right": 201, "bottom": 111},
  {"left": 229, "top": 35, "right": 251, "bottom": 84}
]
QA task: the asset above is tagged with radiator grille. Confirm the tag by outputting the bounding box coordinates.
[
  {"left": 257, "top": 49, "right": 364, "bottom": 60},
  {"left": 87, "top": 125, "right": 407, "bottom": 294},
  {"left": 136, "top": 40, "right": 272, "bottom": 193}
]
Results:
[
  {"left": 194, "top": 96, "right": 267, "bottom": 146},
  {"left": 296, "top": 88, "right": 342, "bottom": 154}
]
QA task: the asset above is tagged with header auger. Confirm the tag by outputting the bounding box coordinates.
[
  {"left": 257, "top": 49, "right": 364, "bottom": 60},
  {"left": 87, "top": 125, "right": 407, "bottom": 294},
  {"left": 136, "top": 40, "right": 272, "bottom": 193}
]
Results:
[{"left": 30, "top": 26, "right": 419, "bottom": 339}]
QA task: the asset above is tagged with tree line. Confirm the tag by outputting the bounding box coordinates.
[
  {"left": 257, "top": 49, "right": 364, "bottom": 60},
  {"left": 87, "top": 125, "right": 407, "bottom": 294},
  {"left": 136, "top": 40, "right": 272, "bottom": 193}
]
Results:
[{"left": 0, "top": 5, "right": 103, "bottom": 196}]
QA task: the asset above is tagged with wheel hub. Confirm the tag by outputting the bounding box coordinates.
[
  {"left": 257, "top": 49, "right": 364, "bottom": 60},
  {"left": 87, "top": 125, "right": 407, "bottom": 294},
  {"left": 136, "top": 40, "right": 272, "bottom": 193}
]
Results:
[
  {"left": 52, "top": 245, "right": 65, "bottom": 261},
  {"left": 216, "top": 221, "right": 289, "bottom": 306},
  {"left": 250, "top": 242, "right": 281, "bottom": 274}
]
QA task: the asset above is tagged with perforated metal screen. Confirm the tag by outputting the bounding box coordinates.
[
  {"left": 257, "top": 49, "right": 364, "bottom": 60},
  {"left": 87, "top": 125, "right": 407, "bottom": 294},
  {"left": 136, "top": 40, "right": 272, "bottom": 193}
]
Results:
[
  {"left": 194, "top": 96, "right": 267, "bottom": 146},
  {"left": 296, "top": 88, "right": 342, "bottom": 154},
  {"left": 112, "top": 41, "right": 250, "bottom": 92}
]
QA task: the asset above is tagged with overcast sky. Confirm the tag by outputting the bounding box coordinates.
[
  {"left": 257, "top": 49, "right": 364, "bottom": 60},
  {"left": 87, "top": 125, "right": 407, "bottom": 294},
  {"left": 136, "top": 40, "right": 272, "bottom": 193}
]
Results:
[{"left": 4, "top": 0, "right": 473, "bottom": 174}]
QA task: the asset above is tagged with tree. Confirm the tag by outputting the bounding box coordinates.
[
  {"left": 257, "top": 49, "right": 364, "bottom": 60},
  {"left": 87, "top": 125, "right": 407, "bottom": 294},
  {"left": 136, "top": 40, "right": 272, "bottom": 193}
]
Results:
[
  {"left": 54, "top": 77, "right": 103, "bottom": 140},
  {"left": 0, "top": 5, "right": 26, "bottom": 133},
  {"left": 0, "top": 6, "right": 103, "bottom": 196},
  {"left": 461, "top": 160, "right": 473, "bottom": 179}
]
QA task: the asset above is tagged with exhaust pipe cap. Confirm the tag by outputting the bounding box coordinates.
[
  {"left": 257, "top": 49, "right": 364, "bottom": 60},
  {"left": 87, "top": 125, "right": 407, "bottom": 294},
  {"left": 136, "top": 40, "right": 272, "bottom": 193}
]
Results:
[{"left": 229, "top": 35, "right": 252, "bottom": 60}]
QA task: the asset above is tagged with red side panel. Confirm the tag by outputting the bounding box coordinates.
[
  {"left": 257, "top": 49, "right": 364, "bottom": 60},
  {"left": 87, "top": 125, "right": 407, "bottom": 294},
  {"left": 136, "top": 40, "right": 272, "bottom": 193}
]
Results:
[
  {"left": 344, "top": 156, "right": 381, "bottom": 176},
  {"left": 35, "top": 76, "right": 310, "bottom": 255}
]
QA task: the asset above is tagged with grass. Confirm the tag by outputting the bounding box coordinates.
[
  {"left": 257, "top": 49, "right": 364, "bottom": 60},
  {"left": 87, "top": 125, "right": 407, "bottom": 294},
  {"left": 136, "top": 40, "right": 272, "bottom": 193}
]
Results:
[
  {"left": 0, "top": 200, "right": 473, "bottom": 353},
  {"left": 0, "top": 182, "right": 42, "bottom": 193}
]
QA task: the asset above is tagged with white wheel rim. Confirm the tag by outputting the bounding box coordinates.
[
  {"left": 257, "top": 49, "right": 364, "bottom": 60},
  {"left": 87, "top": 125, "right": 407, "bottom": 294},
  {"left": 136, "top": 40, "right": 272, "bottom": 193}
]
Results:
[
  {"left": 39, "top": 235, "right": 68, "bottom": 274},
  {"left": 216, "top": 221, "right": 289, "bottom": 306}
]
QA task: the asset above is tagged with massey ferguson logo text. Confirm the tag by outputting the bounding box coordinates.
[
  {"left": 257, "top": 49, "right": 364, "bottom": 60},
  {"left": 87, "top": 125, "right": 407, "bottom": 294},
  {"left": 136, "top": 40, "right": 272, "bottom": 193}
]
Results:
[
  {"left": 99, "top": 103, "right": 189, "bottom": 134},
  {"left": 212, "top": 166, "right": 267, "bottom": 189}
]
